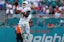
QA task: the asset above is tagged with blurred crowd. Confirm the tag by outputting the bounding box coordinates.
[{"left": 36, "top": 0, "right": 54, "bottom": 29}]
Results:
[
  {"left": 0, "top": 0, "right": 5, "bottom": 10},
  {"left": 0, "top": 0, "right": 64, "bottom": 29},
  {"left": 0, "top": 0, "right": 64, "bottom": 18}
]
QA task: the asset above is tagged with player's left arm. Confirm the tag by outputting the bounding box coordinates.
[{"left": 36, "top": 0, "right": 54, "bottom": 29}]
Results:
[
  {"left": 27, "top": 14, "right": 32, "bottom": 22},
  {"left": 27, "top": 7, "right": 33, "bottom": 22}
]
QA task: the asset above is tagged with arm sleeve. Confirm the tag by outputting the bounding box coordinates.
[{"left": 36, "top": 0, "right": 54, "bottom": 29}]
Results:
[{"left": 27, "top": 14, "right": 32, "bottom": 22}]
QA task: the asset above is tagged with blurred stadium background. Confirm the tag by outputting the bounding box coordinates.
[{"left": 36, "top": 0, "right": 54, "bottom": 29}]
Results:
[{"left": 0, "top": 0, "right": 64, "bottom": 42}]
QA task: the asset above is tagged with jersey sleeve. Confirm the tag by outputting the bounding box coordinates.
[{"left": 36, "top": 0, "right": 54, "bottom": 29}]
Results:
[{"left": 27, "top": 14, "right": 32, "bottom": 22}]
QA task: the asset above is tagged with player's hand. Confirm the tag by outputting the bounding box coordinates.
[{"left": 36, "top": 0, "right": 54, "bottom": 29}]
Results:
[{"left": 21, "top": 12, "right": 25, "bottom": 14}]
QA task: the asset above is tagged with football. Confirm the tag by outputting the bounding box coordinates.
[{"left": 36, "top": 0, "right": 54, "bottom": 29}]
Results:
[{"left": 15, "top": 10, "right": 22, "bottom": 14}]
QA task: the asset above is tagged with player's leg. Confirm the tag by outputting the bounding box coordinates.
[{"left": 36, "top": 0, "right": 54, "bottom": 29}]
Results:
[
  {"left": 18, "top": 33, "right": 23, "bottom": 42},
  {"left": 10, "top": 9, "right": 13, "bottom": 14},
  {"left": 16, "top": 34, "right": 20, "bottom": 42},
  {"left": 25, "top": 23, "right": 30, "bottom": 34},
  {"left": 19, "top": 23, "right": 26, "bottom": 40},
  {"left": 16, "top": 33, "right": 23, "bottom": 42},
  {"left": 21, "top": 35, "right": 23, "bottom": 42},
  {"left": 21, "top": 23, "right": 30, "bottom": 42},
  {"left": 6, "top": 9, "right": 9, "bottom": 17},
  {"left": 6, "top": 9, "right": 9, "bottom": 14},
  {"left": 19, "top": 24, "right": 24, "bottom": 35},
  {"left": 25, "top": 23, "right": 33, "bottom": 42},
  {"left": 19, "top": 24, "right": 25, "bottom": 42},
  {"left": 10, "top": 9, "right": 13, "bottom": 17}
]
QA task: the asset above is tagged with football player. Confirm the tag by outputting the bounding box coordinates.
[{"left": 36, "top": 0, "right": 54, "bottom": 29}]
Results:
[
  {"left": 18, "top": 1, "right": 32, "bottom": 42},
  {"left": 6, "top": 2, "right": 13, "bottom": 17}
]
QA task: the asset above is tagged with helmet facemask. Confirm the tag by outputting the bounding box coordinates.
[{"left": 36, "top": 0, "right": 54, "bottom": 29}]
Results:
[{"left": 22, "top": 1, "right": 28, "bottom": 8}]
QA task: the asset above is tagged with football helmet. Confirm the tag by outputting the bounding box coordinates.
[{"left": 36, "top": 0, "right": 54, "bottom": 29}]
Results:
[{"left": 22, "top": 1, "right": 28, "bottom": 7}]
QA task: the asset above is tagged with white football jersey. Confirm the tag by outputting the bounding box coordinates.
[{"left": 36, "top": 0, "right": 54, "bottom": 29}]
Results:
[
  {"left": 6, "top": 3, "right": 13, "bottom": 9},
  {"left": 19, "top": 14, "right": 32, "bottom": 24},
  {"left": 21, "top": 7, "right": 31, "bottom": 12},
  {"left": 18, "top": 7, "right": 32, "bottom": 24}
]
